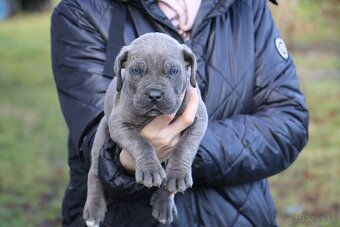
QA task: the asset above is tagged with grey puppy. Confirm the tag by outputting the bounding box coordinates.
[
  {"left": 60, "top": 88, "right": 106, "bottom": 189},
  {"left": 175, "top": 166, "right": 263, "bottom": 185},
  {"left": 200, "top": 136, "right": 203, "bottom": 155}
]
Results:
[{"left": 83, "top": 33, "right": 208, "bottom": 227}]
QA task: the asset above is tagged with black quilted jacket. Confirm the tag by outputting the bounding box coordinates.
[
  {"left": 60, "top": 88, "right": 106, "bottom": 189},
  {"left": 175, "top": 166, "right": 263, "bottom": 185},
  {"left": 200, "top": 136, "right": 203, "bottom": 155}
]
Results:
[{"left": 51, "top": 0, "right": 309, "bottom": 226}]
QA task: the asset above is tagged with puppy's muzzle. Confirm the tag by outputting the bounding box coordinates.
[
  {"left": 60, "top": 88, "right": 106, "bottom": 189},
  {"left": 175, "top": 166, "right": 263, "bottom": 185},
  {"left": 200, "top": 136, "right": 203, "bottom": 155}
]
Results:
[{"left": 146, "top": 89, "right": 164, "bottom": 104}]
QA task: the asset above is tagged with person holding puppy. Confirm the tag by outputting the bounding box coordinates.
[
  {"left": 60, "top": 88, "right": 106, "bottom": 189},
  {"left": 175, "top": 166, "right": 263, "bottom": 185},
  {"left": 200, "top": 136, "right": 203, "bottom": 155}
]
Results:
[{"left": 51, "top": 0, "right": 309, "bottom": 226}]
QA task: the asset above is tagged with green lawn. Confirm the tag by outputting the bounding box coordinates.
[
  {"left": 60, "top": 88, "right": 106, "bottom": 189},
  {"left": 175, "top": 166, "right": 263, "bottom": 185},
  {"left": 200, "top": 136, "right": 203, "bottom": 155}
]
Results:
[
  {"left": 269, "top": 0, "right": 340, "bottom": 226},
  {"left": 0, "top": 1, "right": 339, "bottom": 226},
  {"left": 0, "top": 11, "right": 68, "bottom": 226},
  {"left": 270, "top": 77, "right": 340, "bottom": 227}
]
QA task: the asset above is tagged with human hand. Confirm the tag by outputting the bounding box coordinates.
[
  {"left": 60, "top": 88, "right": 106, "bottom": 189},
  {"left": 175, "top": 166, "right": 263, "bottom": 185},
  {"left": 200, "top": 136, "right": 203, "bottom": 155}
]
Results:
[{"left": 119, "top": 87, "right": 199, "bottom": 173}]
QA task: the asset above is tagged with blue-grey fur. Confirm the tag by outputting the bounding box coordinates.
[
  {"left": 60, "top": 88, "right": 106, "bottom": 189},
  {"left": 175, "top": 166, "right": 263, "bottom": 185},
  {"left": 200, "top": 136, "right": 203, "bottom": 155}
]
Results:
[{"left": 83, "top": 33, "right": 208, "bottom": 226}]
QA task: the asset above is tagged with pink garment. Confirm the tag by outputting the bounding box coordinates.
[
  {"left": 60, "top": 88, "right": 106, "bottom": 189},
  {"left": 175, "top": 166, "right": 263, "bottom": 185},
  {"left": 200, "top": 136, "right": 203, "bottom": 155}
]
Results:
[{"left": 158, "top": 0, "right": 202, "bottom": 40}]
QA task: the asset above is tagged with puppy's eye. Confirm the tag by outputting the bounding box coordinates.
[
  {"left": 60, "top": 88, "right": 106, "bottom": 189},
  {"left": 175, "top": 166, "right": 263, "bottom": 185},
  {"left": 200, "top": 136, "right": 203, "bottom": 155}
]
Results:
[
  {"left": 169, "top": 68, "right": 179, "bottom": 75},
  {"left": 131, "top": 68, "right": 141, "bottom": 76}
]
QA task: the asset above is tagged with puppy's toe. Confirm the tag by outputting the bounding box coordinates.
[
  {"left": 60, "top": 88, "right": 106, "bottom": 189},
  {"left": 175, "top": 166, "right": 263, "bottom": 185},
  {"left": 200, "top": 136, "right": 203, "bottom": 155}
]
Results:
[
  {"left": 152, "top": 171, "right": 164, "bottom": 186},
  {"left": 143, "top": 172, "right": 153, "bottom": 188},
  {"left": 135, "top": 169, "right": 144, "bottom": 184},
  {"left": 166, "top": 178, "right": 177, "bottom": 193},
  {"left": 152, "top": 205, "right": 160, "bottom": 220},
  {"left": 185, "top": 173, "right": 193, "bottom": 188},
  {"left": 177, "top": 179, "right": 187, "bottom": 192},
  {"left": 157, "top": 209, "right": 168, "bottom": 224}
]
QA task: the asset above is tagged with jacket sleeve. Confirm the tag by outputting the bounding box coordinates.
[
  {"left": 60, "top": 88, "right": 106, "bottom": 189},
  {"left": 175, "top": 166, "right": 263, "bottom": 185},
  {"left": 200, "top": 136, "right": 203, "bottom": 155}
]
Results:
[
  {"left": 51, "top": 0, "right": 108, "bottom": 162},
  {"left": 192, "top": 0, "right": 309, "bottom": 187},
  {"left": 51, "top": 0, "right": 146, "bottom": 198}
]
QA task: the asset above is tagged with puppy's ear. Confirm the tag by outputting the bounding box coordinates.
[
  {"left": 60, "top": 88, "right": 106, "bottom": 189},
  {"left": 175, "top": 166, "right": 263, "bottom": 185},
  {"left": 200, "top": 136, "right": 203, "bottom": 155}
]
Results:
[
  {"left": 114, "top": 46, "right": 129, "bottom": 92},
  {"left": 182, "top": 44, "right": 197, "bottom": 88}
]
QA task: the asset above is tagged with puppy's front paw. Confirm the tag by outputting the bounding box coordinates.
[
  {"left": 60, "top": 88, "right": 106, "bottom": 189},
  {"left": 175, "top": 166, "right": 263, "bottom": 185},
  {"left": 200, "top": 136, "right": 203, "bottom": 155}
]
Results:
[
  {"left": 135, "top": 160, "right": 166, "bottom": 187},
  {"left": 150, "top": 188, "right": 177, "bottom": 224},
  {"left": 166, "top": 167, "right": 193, "bottom": 193},
  {"left": 83, "top": 197, "right": 106, "bottom": 227}
]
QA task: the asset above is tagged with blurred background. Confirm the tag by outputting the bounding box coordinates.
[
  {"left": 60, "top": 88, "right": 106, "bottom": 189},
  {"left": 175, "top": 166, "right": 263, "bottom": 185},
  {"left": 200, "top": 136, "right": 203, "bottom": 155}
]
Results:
[{"left": 0, "top": 0, "right": 339, "bottom": 226}]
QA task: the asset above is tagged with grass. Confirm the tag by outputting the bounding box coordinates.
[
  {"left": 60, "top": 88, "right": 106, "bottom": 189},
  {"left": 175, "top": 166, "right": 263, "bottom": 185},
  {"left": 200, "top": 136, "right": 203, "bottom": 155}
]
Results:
[
  {"left": 0, "top": 11, "right": 68, "bottom": 227},
  {"left": 0, "top": 1, "right": 339, "bottom": 226},
  {"left": 269, "top": 0, "right": 340, "bottom": 226},
  {"left": 293, "top": 0, "right": 340, "bottom": 45},
  {"left": 269, "top": 78, "right": 340, "bottom": 227}
]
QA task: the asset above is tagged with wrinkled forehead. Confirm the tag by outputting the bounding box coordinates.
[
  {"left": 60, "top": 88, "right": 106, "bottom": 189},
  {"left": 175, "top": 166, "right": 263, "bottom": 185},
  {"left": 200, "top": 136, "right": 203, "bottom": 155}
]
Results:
[
  {"left": 129, "top": 43, "right": 182, "bottom": 61},
  {"left": 128, "top": 34, "right": 183, "bottom": 60}
]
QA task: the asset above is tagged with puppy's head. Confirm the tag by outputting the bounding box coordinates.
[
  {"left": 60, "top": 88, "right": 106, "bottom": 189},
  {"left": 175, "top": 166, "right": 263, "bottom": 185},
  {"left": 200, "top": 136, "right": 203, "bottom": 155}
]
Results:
[{"left": 114, "top": 33, "right": 197, "bottom": 117}]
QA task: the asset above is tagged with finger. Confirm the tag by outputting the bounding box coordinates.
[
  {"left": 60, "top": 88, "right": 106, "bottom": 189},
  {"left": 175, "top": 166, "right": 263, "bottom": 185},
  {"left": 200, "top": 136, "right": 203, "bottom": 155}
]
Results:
[{"left": 167, "top": 87, "right": 199, "bottom": 135}]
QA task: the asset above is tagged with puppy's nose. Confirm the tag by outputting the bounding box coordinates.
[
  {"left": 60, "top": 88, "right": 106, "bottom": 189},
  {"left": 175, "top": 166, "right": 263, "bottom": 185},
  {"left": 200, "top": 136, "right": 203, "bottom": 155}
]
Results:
[{"left": 146, "top": 89, "right": 163, "bottom": 103}]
